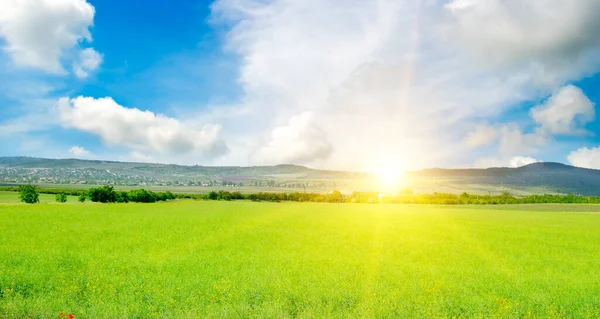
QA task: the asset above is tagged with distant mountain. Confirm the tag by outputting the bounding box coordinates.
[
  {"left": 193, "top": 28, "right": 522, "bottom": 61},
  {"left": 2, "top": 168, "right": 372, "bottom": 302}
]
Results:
[
  {"left": 0, "top": 157, "right": 368, "bottom": 191},
  {"left": 1, "top": 157, "right": 599, "bottom": 195},
  {"left": 408, "top": 162, "right": 600, "bottom": 195}
]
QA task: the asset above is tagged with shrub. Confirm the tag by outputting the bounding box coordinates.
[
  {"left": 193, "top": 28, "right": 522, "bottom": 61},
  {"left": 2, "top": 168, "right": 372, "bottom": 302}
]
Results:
[
  {"left": 165, "top": 191, "right": 176, "bottom": 200},
  {"left": 18, "top": 185, "right": 39, "bottom": 204},
  {"left": 231, "top": 192, "right": 245, "bottom": 200},
  {"left": 78, "top": 193, "right": 87, "bottom": 203},
  {"left": 116, "top": 191, "right": 129, "bottom": 203},
  {"left": 55, "top": 193, "right": 68, "bottom": 203},
  {"left": 88, "top": 186, "right": 117, "bottom": 203},
  {"left": 328, "top": 190, "right": 344, "bottom": 203},
  {"left": 128, "top": 189, "right": 157, "bottom": 203}
]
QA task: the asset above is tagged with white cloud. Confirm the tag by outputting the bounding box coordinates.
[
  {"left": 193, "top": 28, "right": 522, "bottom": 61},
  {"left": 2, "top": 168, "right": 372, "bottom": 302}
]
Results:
[
  {"left": 499, "top": 124, "right": 546, "bottom": 156},
  {"left": 465, "top": 124, "right": 498, "bottom": 147},
  {"left": 509, "top": 156, "right": 538, "bottom": 168},
  {"left": 73, "top": 48, "right": 102, "bottom": 78},
  {"left": 447, "top": 0, "right": 600, "bottom": 83},
  {"left": 251, "top": 112, "right": 332, "bottom": 165},
  {"left": 445, "top": 0, "right": 476, "bottom": 11},
  {"left": 56, "top": 97, "right": 229, "bottom": 160},
  {"left": 211, "top": 0, "right": 600, "bottom": 170},
  {"left": 68, "top": 145, "right": 93, "bottom": 159},
  {"left": 211, "top": 0, "right": 512, "bottom": 169},
  {"left": 567, "top": 147, "right": 600, "bottom": 169},
  {"left": 0, "top": 0, "right": 97, "bottom": 74},
  {"left": 467, "top": 85, "right": 594, "bottom": 159},
  {"left": 474, "top": 156, "right": 539, "bottom": 168},
  {"left": 530, "top": 85, "right": 595, "bottom": 135}
]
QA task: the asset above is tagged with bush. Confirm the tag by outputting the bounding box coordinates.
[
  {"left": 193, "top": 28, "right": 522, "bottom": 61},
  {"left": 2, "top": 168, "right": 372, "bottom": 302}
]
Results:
[
  {"left": 116, "top": 191, "right": 129, "bottom": 203},
  {"left": 165, "top": 191, "right": 176, "bottom": 200},
  {"left": 18, "top": 185, "right": 39, "bottom": 204},
  {"left": 88, "top": 186, "right": 117, "bottom": 203},
  {"left": 78, "top": 193, "right": 87, "bottom": 203},
  {"left": 55, "top": 193, "right": 68, "bottom": 203},
  {"left": 328, "top": 190, "right": 344, "bottom": 203},
  {"left": 128, "top": 189, "right": 157, "bottom": 203},
  {"left": 231, "top": 192, "right": 245, "bottom": 200}
]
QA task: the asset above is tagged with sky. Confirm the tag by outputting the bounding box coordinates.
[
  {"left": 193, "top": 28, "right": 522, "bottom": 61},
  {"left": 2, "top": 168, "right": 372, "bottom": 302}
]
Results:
[{"left": 1, "top": 0, "right": 600, "bottom": 171}]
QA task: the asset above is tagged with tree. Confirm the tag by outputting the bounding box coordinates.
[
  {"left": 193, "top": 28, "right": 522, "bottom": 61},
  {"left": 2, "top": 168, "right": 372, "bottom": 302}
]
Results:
[
  {"left": 88, "top": 186, "right": 117, "bottom": 203},
  {"left": 208, "top": 191, "right": 218, "bottom": 200},
  {"left": 116, "top": 191, "right": 129, "bottom": 203},
  {"left": 18, "top": 185, "right": 39, "bottom": 204},
  {"left": 78, "top": 193, "right": 87, "bottom": 203},
  {"left": 328, "top": 190, "right": 343, "bottom": 203},
  {"left": 55, "top": 193, "right": 68, "bottom": 203},
  {"left": 164, "top": 191, "right": 176, "bottom": 200},
  {"left": 128, "top": 189, "right": 156, "bottom": 203}
]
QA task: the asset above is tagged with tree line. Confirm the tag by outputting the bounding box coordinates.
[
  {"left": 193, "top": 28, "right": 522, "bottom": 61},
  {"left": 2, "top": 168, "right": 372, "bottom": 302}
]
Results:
[
  {"left": 14, "top": 185, "right": 177, "bottom": 204},
  {"left": 10, "top": 185, "right": 600, "bottom": 205}
]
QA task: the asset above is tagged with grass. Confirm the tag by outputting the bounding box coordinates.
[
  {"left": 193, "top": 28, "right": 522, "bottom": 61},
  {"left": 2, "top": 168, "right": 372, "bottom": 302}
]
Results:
[
  {"left": 0, "top": 191, "right": 79, "bottom": 204},
  {"left": 0, "top": 201, "right": 599, "bottom": 318}
]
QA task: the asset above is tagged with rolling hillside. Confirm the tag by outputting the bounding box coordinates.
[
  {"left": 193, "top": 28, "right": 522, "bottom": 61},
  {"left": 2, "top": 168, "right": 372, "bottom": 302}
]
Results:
[
  {"left": 408, "top": 162, "right": 600, "bottom": 195},
  {"left": 1, "top": 157, "right": 599, "bottom": 195}
]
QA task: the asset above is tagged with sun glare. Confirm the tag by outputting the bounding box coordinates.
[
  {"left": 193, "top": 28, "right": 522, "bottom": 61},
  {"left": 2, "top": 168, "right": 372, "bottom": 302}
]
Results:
[{"left": 376, "top": 163, "right": 405, "bottom": 189}]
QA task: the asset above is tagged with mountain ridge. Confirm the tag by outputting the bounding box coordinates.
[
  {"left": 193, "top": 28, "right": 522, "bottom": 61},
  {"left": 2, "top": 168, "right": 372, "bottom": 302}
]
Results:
[
  {"left": 0, "top": 156, "right": 590, "bottom": 172},
  {"left": 1, "top": 157, "right": 599, "bottom": 195}
]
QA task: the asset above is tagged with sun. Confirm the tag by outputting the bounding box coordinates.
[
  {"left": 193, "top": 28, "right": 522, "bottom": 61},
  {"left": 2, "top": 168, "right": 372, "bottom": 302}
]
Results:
[{"left": 376, "top": 163, "right": 405, "bottom": 189}]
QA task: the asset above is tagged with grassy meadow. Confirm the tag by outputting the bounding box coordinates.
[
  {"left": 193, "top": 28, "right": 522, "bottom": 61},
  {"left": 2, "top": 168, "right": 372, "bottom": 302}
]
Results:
[
  {"left": 0, "top": 200, "right": 599, "bottom": 318},
  {"left": 0, "top": 191, "right": 79, "bottom": 204}
]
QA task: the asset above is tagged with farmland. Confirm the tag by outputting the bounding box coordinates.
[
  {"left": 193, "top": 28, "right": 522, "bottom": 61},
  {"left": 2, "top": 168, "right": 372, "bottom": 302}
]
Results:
[
  {"left": 0, "top": 191, "right": 79, "bottom": 204},
  {"left": 1, "top": 201, "right": 599, "bottom": 318}
]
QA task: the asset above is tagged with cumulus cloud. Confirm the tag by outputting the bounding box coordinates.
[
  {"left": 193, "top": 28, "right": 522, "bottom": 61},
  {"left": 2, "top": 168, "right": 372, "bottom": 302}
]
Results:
[
  {"left": 68, "top": 145, "right": 93, "bottom": 159},
  {"left": 530, "top": 85, "right": 595, "bottom": 135},
  {"left": 509, "top": 156, "right": 538, "bottom": 168},
  {"left": 499, "top": 124, "right": 546, "bottom": 156},
  {"left": 465, "top": 124, "right": 498, "bottom": 147},
  {"left": 567, "top": 147, "right": 600, "bottom": 169},
  {"left": 210, "top": 0, "right": 600, "bottom": 169},
  {"left": 73, "top": 48, "right": 102, "bottom": 78},
  {"left": 251, "top": 112, "right": 332, "bottom": 165},
  {"left": 468, "top": 85, "right": 594, "bottom": 158},
  {"left": 0, "top": 0, "right": 97, "bottom": 74},
  {"left": 447, "top": 0, "right": 600, "bottom": 83},
  {"left": 56, "top": 97, "right": 229, "bottom": 160}
]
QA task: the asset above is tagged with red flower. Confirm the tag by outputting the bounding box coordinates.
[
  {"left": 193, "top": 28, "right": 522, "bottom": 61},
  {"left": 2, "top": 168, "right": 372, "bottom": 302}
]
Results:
[{"left": 68, "top": 314, "right": 74, "bottom": 319}]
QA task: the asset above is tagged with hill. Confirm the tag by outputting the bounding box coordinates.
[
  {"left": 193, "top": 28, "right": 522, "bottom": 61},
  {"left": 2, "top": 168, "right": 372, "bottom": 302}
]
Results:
[
  {"left": 0, "top": 157, "right": 367, "bottom": 192},
  {"left": 408, "top": 162, "right": 600, "bottom": 195},
  {"left": 1, "top": 157, "right": 599, "bottom": 195}
]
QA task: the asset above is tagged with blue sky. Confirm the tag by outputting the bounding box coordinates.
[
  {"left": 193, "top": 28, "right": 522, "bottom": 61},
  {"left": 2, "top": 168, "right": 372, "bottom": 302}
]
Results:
[
  {"left": 80, "top": 0, "right": 241, "bottom": 110},
  {"left": 1, "top": 0, "right": 600, "bottom": 171}
]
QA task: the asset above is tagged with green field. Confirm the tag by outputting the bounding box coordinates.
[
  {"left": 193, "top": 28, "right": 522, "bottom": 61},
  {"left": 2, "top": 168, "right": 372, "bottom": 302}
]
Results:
[
  {"left": 0, "top": 191, "right": 80, "bottom": 204},
  {"left": 1, "top": 201, "right": 599, "bottom": 318}
]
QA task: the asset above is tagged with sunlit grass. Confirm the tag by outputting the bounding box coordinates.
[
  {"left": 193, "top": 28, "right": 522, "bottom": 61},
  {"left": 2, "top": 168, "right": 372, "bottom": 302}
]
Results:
[
  {"left": 0, "top": 201, "right": 599, "bottom": 318},
  {"left": 0, "top": 191, "right": 79, "bottom": 204}
]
